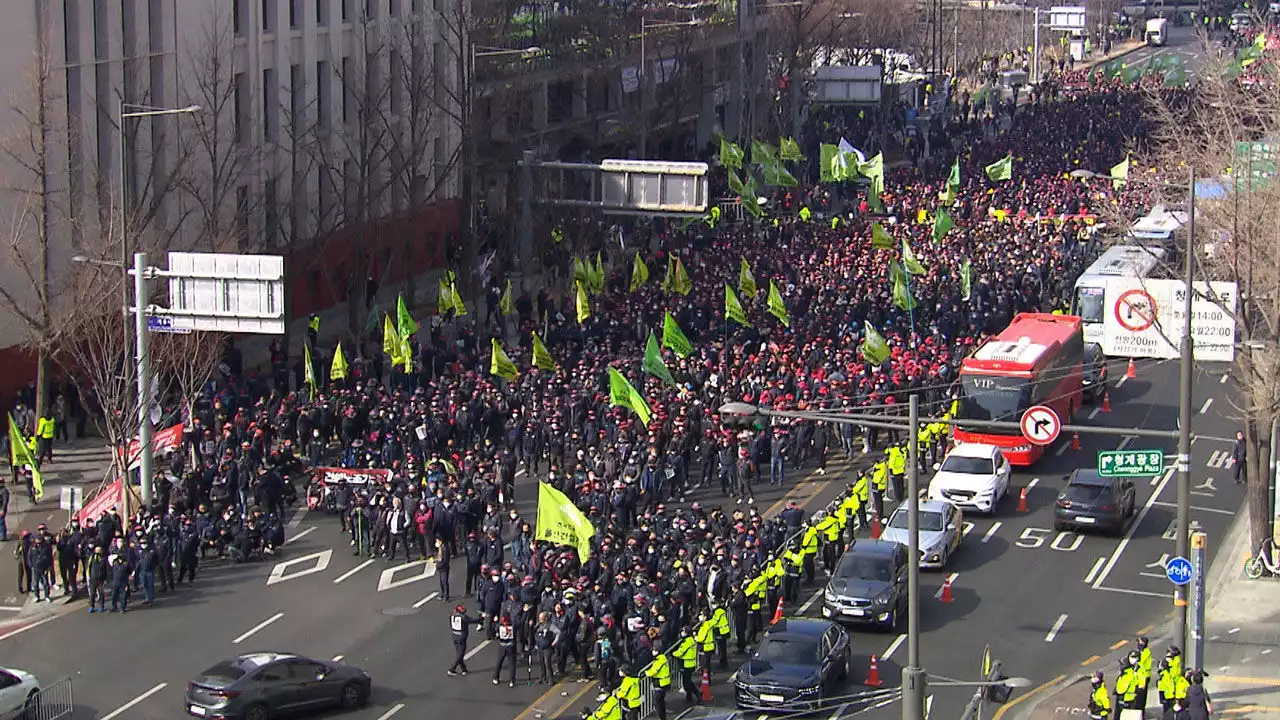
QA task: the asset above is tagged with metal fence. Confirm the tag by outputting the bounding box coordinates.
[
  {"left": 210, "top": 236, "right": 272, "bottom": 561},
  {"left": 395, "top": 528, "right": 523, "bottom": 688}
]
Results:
[{"left": 23, "top": 677, "right": 74, "bottom": 720}]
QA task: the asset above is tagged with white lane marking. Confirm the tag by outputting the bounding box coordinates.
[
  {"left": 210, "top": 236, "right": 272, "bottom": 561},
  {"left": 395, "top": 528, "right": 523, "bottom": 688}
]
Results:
[
  {"left": 376, "top": 704, "right": 406, "bottom": 720},
  {"left": 1117, "top": 436, "right": 1134, "bottom": 451},
  {"left": 413, "top": 591, "right": 440, "bottom": 609},
  {"left": 1056, "top": 443, "right": 1070, "bottom": 456},
  {"left": 1092, "top": 467, "right": 1173, "bottom": 590},
  {"left": 234, "top": 612, "right": 286, "bottom": 644},
  {"left": 934, "top": 573, "right": 958, "bottom": 599},
  {"left": 961, "top": 521, "right": 975, "bottom": 537},
  {"left": 1116, "top": 375, "right": 1128, "bottom": 388},
  {"left": 1089, "top": 407, "right": 1101, "bottom": 420},
  {"left": 284, "top": 526, "right": 317, "bottom": 545},
  {"left": 1096, "top": 585, "right": 1167, "bottom": 599},
  {"left": 332, "top": 655, "right": 344, "bottom": 662},
  {"left": 882, "top": 633, "right": 907, "bottom": 660},
  {"left": 1027, "top": 478, "right": 1040, "bottom": 490},
  {"left": 982, "top": 522, "right": 1001, "bottom": 543},
  {"left": 334, "top": 559, "right": 375, "bottom": 584},
  {"left": 799, "top": 588, "right": 824, "bottom": 614},
  {"left": 1045, "top": 614, "right": 1068, "bottom": 642},
  {"left": 827, "top": 703, "right": 850, "bottom": 720},
  {"left": 267, "top": 550, "right": 333, "bottom": 586},
  {"left": 0, "top": 614, "right": 57, "bottom": 641},
  {"left": 1153, "top": 466, "right": 1174, "bottom": 487},
  {"left": 286, "top": 506, "right": 309, "bottom": 530},
  {"left": 1229, "top": 627, "right": 1240, "bottom": 634},
  {"left": 1220, "top": 374, "right": 1229, "bottom": 385},
  {"left": 101, "top": 683, "right": 168, "bottom": 720},
  {"left": 926, "top": 694, "right": 934, "bottom": 720},
  {"left": 465, "top": 639, "right": 492, "bottom": 660},
  {"left": 1084, "top": 557, "right": 1107, "bottom": 584},
  {"left": 377, "top": 559, "right": 437, "bottom": 592},
  {"left": 1200, "top": 398, "right": 1214, "bottom": 414},
  {"left": 1153, "top": 501, "right": 1234, "bottom": 516},
  {"left": 0, "top": 606, "right": 22, "bottom": 612}
]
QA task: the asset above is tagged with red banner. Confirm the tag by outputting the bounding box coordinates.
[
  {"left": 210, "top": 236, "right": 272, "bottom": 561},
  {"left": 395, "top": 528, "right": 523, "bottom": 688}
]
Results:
[
  {"left": 122, "top": 423, "right": 185, "bottom": 471},
  {"left": 78, "top": 479, "right": 123, "bottom": 524},
  {"left": 312, "top": 466, "right": 393, "bottom": 488}
]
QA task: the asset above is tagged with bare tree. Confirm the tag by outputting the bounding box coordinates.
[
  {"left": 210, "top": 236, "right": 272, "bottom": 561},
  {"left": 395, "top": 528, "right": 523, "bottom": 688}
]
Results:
[{"left": 151, "top": 330, "right": 226, "bottom": 426}]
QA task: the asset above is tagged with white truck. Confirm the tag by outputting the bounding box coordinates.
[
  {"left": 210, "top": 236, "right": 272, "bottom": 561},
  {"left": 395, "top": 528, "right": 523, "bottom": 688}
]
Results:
[{"left": 1145, "top": 17, "right": 1168, "bottom": 46}]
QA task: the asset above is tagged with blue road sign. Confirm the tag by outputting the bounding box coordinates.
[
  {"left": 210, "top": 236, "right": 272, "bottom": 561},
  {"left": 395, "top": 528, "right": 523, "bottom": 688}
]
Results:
[
  {"left": 146, "top": 315, "right": 191, "bottom": 334},
  {"left": 1166, "top": 556, "right": 1193, "bottom": 586}
]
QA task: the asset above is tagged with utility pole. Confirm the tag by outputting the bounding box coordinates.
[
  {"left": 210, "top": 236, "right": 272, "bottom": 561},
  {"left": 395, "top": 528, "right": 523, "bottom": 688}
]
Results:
[
  {"left": 133, "top": 252, "right": 154, "bottom": 507},
  {"left": 1174, "top": 165, "right": 1197, "bottom": 649},
  {"left": 903, "top": 394, "right": 927, "bottom": 720},
  {"left": 1033, "top": 8, "right": 1042, "bottom": 85}
]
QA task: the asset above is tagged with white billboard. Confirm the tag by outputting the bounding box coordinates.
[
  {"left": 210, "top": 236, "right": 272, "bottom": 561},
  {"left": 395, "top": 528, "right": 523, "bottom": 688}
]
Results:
[
  {"left": 1049, "top": 6, "right": 1087, "bottom": 31},
  {"left": 1101, "top": 278, "right": 1238, "bottom": 362},
  {"left": 163, "top": 252, "right": 286, "bottom": 334}
]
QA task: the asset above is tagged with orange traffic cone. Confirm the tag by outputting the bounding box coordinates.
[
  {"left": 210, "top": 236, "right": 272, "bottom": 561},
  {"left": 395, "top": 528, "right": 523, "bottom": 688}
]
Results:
[
  {"left": 1126, "top": 358, "right": 1137, "bottom": 379},
  {"left": 1018, "top": 487, "right": 1029, "bottom": 513},
  {"left": 1072, "top": 432, "right": 1081, "bottom": 451},
  {"left": 771, "top": 596, "right": 785, "bottom": 625},
  {"left": 865, "top": 655, "right": 883, "bottom": 687},
  {"left": 939, "top": 575, "right": 954, "bottom": 603},
  {"left": 699, "top": 667, "right": 712, "bottom": 702},
  {"left": 870, "top": 516, "right": 882, "bottom": 540},
  {"left": 1102, "top": 392, "right": 1112, "bottom": 413}
]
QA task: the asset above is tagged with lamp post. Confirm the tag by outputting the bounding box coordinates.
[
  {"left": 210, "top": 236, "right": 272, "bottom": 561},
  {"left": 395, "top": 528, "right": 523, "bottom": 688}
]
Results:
[{"left": 639, "top": 18, "right": 703, "bottom": 159}]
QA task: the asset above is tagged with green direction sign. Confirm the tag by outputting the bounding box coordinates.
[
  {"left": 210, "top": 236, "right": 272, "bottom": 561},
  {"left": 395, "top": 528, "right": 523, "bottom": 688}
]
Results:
[{"left": 1098, "top": 449, "right": 1165, "bottom": 478}]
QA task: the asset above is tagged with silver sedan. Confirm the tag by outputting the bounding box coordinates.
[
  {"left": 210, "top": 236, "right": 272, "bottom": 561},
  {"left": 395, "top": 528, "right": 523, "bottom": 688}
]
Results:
[{"left": 879, "top": 500, "right": 964, "bottom": 569}]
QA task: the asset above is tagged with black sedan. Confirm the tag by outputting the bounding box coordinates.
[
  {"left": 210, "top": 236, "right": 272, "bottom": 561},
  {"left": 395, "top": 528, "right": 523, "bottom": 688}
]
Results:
[
  {"left": 734, "top": 618, "right": 850, "bottom": 712},
  {"left": 1054, "top": 469, "right": 1136, "bottom": 534},
  {"left": 185, "top": 652, "right": 372, "bottom": 720}
]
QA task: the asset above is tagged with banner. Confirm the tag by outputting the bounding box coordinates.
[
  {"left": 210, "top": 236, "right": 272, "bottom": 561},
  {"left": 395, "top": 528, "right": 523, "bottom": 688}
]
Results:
[
  {"left": 77, "top": 479, "right": 139, "bottom": 525},
  {"left": 312, "top": 466, "right": 394, "bottom": 488},
  {"left": 123, "top": 423, "right": 185, "bottom": 471}
]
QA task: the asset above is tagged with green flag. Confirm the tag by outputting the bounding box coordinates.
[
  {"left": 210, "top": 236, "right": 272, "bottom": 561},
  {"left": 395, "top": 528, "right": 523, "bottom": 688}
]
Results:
[
  {"left": 861, "top": 322, "right": 891, "bottom": 366},
  {"left": 766, "top": 280, "right": 790, "bottom": 327},
  {"left": 490, "top": 338, "right": 519, "bottom": 381},
  {"left": 449, "top": 283, "right": 467, "bottom": 316},
  {"left": 751, "top": 140, "right": 778, "bottom": 166},
  {"left": 902, "top": 239, "right": 927, "bottom": 275},
  {"left": 662, "top": 312, "right": 693, "bottom": 358},
  {"left": 947, "top": 156, "right": 961, "bottom": 190},
  {"left": 397, "top": 294, "right": 419, "bottom": 338},
  {"left": 575, "top": 281, "right": 590, "bottom": 324},
  {"left": 437, "top": 280, "right": 454, "bottom": 315},
  {"left": 608, "top": 367, "right": 652, "bottom": 425},
  {"left": 893, "top": 269, "right": 917, "bottom": 311},
  {"left": 330, "top": 342, "right": 349, "bottom": 381},
  {"left": 531, "top": 332, "right": 557, "bottom": 372},
  {"left": 872, "top": 222, "right": 894, "bottom": 249},
  {"left": 725, "top": 284, "right": 750, "bottom": 326},
  {"left": 591, "top": 252, "right": 606, "bottom": 295},
  {"left": 1110, "top": 158, "right": 1129, "bottom": 189},
  {"left": 499, "top": 280, "right": 515, "bottom": 316},
  {"left": 535, "top": 481, "right": 596, "bottom": 563},
  {"left": 739, "top": 258, "right": 757, "bottom": 296},
  {"left": 984, "top": 155, "right": 1013, "bottom": 182},
  {"left": 960, "top": 259, "right": 973, "bottom": 301},
  {"left": 303, "top": 344, "right": 317, "bottom": 400},
  {"left": 383, "top": 314, "right": 403, "bottom": 366},
  {"left": 762, "top": 160, "right": 799, "bottom": 187},
  {"left": 859, "top": 153, "right": 885, "bottom": 195},
  {"left": 630, "top": 252, "right": 649, "bottom": 292},
  {"left": 933, "top": 208, "right": 955, "bottom": 242},
  {"left": 672, "top": 258, "right": 692, "bottom": 296},
  {"left": 720, "top": 137, "right": 745, "bottom": 170},
  {"left": 780, "top": 137, "right": 804, "bottom": 162},
  {"left": 9, "top": 414, "right": 42, "bottom": 501},
  {"left": 643, "top": 331, "right": 676, "bottom": 387},
  {"left": 820, "top": 144, "right": 846, "bottom": 183}
]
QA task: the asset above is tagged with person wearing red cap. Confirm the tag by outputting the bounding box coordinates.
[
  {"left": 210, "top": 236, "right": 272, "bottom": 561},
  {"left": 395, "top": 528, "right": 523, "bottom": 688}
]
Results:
[{"left": 448, "top": 603, "right": 482, "bottom": 676}]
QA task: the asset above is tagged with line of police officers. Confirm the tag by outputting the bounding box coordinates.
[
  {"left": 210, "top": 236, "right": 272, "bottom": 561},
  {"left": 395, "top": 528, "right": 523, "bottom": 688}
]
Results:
[{"left": 1088, "top": 638, "right": 1212, "bottom": 720}]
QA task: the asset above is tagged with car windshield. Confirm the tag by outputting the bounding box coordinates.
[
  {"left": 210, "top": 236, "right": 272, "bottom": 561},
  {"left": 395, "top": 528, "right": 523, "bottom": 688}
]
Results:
[
  {"left": 755, "top": 636, "right": 821, "bottom": 666},
  {"left": 1074, "top": 285, "right": 1105, "bottom": 323},
  {"left": 836, "top": 555, "right": 893, "bottom": 583},
  {"left": 939, "top": 455, "right": 995, "bottom": 475},
  {"left": 199, "top": 662, "right": 247, "bottom": 683},
  {"left": 958, "top": 375, "right": 1032, "bottom": 423},
  {"left": 888, "top": 510, "right": 945, "bottom": 532}
]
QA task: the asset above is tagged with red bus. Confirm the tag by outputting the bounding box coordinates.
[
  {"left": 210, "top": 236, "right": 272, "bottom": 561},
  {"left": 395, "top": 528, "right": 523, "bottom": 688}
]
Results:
[{"left": 953, "top": 313, "right": 1085, "bottom": 465}]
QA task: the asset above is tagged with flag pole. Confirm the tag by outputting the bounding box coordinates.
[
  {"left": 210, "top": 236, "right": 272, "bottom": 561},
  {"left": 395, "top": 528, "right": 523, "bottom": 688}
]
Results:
[{"left": 906, "top": 271, "right": 918, "bottom": 347}]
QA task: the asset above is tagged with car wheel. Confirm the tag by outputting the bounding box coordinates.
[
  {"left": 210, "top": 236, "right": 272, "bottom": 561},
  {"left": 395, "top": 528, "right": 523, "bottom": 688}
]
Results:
[
  {"left": 244, "top": 702, "right": 271, "bottom": 720},
  {"left": 22, "top": 690, "right": 39, "bottom": 720},
  {"left": 341, "top": 681, "right": 367, "bottom": 708}
]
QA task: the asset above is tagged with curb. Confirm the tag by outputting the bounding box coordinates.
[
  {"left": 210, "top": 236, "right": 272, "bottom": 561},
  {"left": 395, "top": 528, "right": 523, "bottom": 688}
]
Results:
[{"left": 1203, "top": 494, "right": 1251, "bottom": 622}]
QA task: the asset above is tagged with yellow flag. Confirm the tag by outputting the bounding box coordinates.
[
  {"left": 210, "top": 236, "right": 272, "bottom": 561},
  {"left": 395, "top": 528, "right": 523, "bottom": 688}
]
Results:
[
  {"left": 535, "top": 481, "right": 596, "bottom": 562},
  {"left": 9, "top": 414, "right": 42, "bottom": 501},
  {"left": 330, "top": 342, "right": 349, "bottom": 381},
  {"left": 383, "top": 314, "right": 402, "bottom": 366},
  {"left": 303, "top": 344, "right": 317, "bottom": 400},
  {"left": 490, "top": 338, "right": 519, "bottom": 381},
  {"left": 672, "top": 258, "right": 692, "bottom": 296},
  {"left": 575, "top": 281, "right": 590, "bottom": 324},
  {"left": 531, "top": 332, "right": 557, "bottom": 371},
  {"left": 499, "top": 280, "right": 515, "bottom": 316},
  {"left": 450, "top": 283, "right": 467, "bottom": 316},
  {"left": 630, "top": 252, "right": 649, "bottom": 292},
  {"left": 437, "top": 280, "right": 453, "bottom": 315}
]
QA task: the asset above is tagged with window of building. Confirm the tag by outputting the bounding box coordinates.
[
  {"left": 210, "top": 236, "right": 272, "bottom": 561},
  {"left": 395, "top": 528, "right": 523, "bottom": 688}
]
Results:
[
  {"left": 365, "top": 0, "right": 377, "bottom": 19},
  {"left": 343, "top": 159, "right": 356, "bottom": 216},
  {"left": 316, "top": 0, "right": 328, "bottom": 26},
  {"left": 432, "top": 136, "right": 444, "bottom": 188},
  {"left": 264, "top": 178, "right": 278, "bottom": 246},
  {"left": 316, "top": 60, "right": 330, "bottom": 128},
  {"left": 389, "top": 50, "right": 402, "bottom": 115},
  {"left": 389, "top": 0, "right": 400, "bottom": 16},
  {"left": 289, "top": 0, "right": 299, "bottom": 28},
  {"left": 92, "top": 0, "right": 107, "bottom": 60},
  {"left": 341, "top": 0, "right": 351, "bottom": 22},
  {"left": 233, "top": 0, "right": 244, "bottom": 35},
  {"left": 64, "top": 0, "right": 81, "bottom": 63},
  {"left": 289, "top": 64, "right": 302, "bottom": 136},
  {"left": 235, "top": 185, "right": 249, "bottom": 241},
  {"left": 261, "top": 0, "right": 274, "bottom": 32},
  {"left": 341, "top": 56, "right": 350, "bottom": 124},
  {"left": 432, "top": 41, "right": 444, "bottom": 103},
  {"left": 148, "top": 0, "right": 164, "bottom": 52},
  {"left": 233, "top": 71, "right": 246, "bottom": 144},
  {"left": 262, "top": 68, "right": 276, "bottom": 140}
]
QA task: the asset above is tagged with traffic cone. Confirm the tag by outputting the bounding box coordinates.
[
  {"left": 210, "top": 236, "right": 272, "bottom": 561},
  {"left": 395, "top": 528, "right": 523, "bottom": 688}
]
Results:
[
  {"left": 1018, "top": 487, "right": 1029, "bottom": 513},
  {"left": 771, "top": 596, "right": 785, "bottom": 625},
  {"left": 700, "top": 667, "right": 713, "bottom": 703},
  {"left": 865, "top": 655, "right": 883, "bottom": 687},
  {"left": 1072, "top": 432, "right": 1081, "bottom": 451},
  {"left": 939, "top": 575, "right": 954, "bottom": 603},
  {"left": 1126, "top": 358, "right": 1137, "bottom": 379},
  {"left": 870, "top": 515, "right": 882, "bottom": 540},
  {"left": 1102, "top": 392, "right": 1112, "bottom": 413}
]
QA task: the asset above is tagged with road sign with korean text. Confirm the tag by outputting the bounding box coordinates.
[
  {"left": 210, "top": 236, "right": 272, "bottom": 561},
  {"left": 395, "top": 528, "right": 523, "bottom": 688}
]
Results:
[{"left": 1098, "top": 449, "right": 1164, "bottom": 477}]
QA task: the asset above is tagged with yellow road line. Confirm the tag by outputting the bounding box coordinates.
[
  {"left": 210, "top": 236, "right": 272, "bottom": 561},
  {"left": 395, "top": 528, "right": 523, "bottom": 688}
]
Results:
[
  {"left": 1136, "top": 625, "right": 1154, "bottom": 635},
  {"left": 1110, "top": 640, "right": 1129, "bottom": 651},
  {"left": 1081, "top": 655, "right": 1101, "bottom": 666},
  {"left": 1223, "top": 706, "right": 1280, "bottom": 715},
  {"left": 513, "top": 680, "right": 599, "bottom": 720},
  {"left": 1213, "top": 676, "right": 1280, "bottom": 687},
  {"left": 992, "top": 674, "right": 1067, "bottom": 720}
]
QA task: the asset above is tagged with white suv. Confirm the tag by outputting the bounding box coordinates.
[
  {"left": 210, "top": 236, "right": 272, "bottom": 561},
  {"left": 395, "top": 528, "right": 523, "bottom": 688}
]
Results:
[{"left": 927, "top": 443, "right": 1012, "bottom": 514}]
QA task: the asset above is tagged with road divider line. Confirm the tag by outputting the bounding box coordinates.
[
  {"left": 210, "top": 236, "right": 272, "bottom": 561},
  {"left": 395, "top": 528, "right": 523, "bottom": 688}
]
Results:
[
  {"left": 413, "top": 591, "right": 440, "bottom": 609},
  {"left": 1200, "top": 398, "right": 1214, "bottom": 414},
  {"left": 102, "top": 682, "right": 167, "bottom": 720},
  {"left": 992, "top": 674, "right": 1066, "bottom": 720},
  {"left": 882, "top": 633, "right": 907, "bottom": 660},
  {"left": 1110, "top": 639, "right": 1129, "bottom": 651},
  {"left": 284, "top": 526, "right": 317, "bottom": 545},
  {"left": 1084, "top": 557, "right": 1107, "bottom": 584},
  {"left": 334, "top": 559, "right": 374, "bottom": 584},
  {"left": 1056, "top": 443, "right": 1069, "bottom": 456},
  {"left": 1045, "top": 614, "right": 1068, "bottom": 642},
  {"left": 826, "top": 703, "right": 850, "bottom": 720},
  {"left": 1221, "top": 374, "right": 1229, "bottom": 385},
  {"left": 1117, "top": 375, "right": 1128, "bottom": 388},
  {"left": 465, "top": 639, "right": 491, "bottom": 660},
  {"left": 234, "top": 612, "right": 285, "bottom": 644},
  {"left": 1136, "top": 624, "right": 1155, "bottom": 635},
  {"left": 332, "top": 655, "right": 344, "bottom": 662},
  {"left": 1117, "top": 436, "right": 1134, "bottom": 451},
  {"left": 982, "top": 522, "right": 1001, "bottom": 543},
  {"left": 1092, "top": 465, "right": 1173, "bottom": 590},
  {"left": 1153, "top": 467, "right": 1174, "bottom": 487},
  {"left": 1089, "top": 407, "right": 1101, "bottom": 420},
  {"left": 286, "top": 506, "right": 309, "bottom": 530},
  {"left": 1081, "top": 655, "right": 1101, "bottom": 666},
  {"left": 1028, "top": 478, "right": 1040, "bottom": 490},
  {"left": 1154, "top": 501, "right": 1234, "bottom": 516},
  {"left": 376, "top": 703, "right": 406, "bottom": 720},
  {"left": 799, "top": 588, "right": 824, "bottom": 614},
  {"left": 934, "top": 573, "right": 958, "bottom": 599}
]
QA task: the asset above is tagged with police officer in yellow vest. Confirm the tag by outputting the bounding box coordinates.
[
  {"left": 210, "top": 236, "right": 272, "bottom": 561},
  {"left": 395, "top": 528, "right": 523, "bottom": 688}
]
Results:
[
  {"left": 1164, "top": 645, "right": 1183, "bottom": 682},
  {"left": 870, "top": 462, "right": 888, "bottom": 517},
  {"left": 616, "top": 669, "right": 643, "bottom": 720},
  {"left": 1087, "top": 671, "right": 1111, "bottom": 720},
  {"left": 1157, "top": 660, "right": 1190, "bottom": 716},
  {"left": 694, "top": 611, "right": 717, "bottom": 678},
  {"left": 589, "top": 686, "right": 623, "bottom": 720},
  {"left": 307, "top": 313, "right": 320, "bottom": 349},
  {"left": 816, "top": 511, "right": 842, "bottom": 574},
  {"left": 35, "top": 414, "right": 55, "bottom": 464},
  {"left": 764, "top": 553, "right": 784, "bottom": 611},
  {"left": 644, "top": 648, "right": 673, "bottom": 720},
  {"left": 1115, "top": 652, "right": 1141, "bottom": 711},
  {"left": 798, "top": 206, "right": 812, "bottom": 223},
  {"left": 1134, "top": 636, "right": 1153, "bottom": 709},
  {"left": 800, "top": 523, "right": 820, "bottom": 584},
  {"left": 886, "top": 446, "right": 907, "bottom": 502},
  {"left": 744, "top": 575, "right": 767, "bottom": 643},
  {"left": 671, "top": 628, "right": 700, "bottom": 704},
  {"left": 710, "top": 603, "right": 731, "bottom": 669},
  {"left": 781, "top": 544, "right": 804, "bottom": 603}
]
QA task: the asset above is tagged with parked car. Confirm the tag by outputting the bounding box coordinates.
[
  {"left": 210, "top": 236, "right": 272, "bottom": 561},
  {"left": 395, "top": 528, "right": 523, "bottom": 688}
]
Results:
[
  {"left": 822, "top": 539, "right": 908, "bottom": 631},
  {"left": 880, "top": 500, "right": 964, "bottom": 569},
  {"left": 1054, "top": 469, "right": 1137, "bottom": 534},
  {"left": 1083, "top": 343, "right": 1108, "bottom": 403},
  {"left": 0, "top": 667, "right": 40, "bottom": 720},
  {"left": 927, "top": 443, "right": 1013, "bottom": 514},
  {"left": 186, "top": 652, "right": 372, "bottom": 720},
  {"left": 734, "top": 618, "right": 850, "bottom": 711}
]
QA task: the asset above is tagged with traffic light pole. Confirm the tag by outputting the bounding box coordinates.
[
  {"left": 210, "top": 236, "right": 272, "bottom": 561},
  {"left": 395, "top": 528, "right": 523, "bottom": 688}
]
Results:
[
  {"left": 903, "top": 394, "right": 928, "bottom": 720},
  {"left": 1174, "top": 165, "right": 1197, "bottom": 653}
]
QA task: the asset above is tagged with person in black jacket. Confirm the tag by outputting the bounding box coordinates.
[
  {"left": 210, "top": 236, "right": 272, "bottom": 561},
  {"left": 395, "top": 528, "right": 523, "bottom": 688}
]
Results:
[
  {"left": 86, "top": 546, "right": 108, "bottom": 613},
  {"left": 136, "top": 538, "right": 159, "bottom": 607},
  {"left": 464, "top": 533, "right": 483, "bottom": 595},
  {"left": 435, "top": 537, "right": 453, "bottom": 601},
  {"left": 27, "top": 535, "right": 52, "bottom": 602},
  {"left": 108, "top": 548, "right": 132, "bottom": 612},
  {"left": 448, "top": 604, "right": 483, "bottom": 676}
]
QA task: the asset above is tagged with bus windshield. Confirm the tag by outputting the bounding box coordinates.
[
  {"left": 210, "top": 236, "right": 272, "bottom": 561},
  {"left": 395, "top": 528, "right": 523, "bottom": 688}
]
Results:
[
  {"left": 958, "top": 375, "right": 1031, "bottom": 423},
  {"left": 1074, "top": 286, "right": 1105, "bottom": 323}
]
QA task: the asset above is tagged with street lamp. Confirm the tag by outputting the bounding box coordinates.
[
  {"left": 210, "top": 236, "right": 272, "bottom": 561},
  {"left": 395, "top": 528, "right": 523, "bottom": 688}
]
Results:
[{"left": 638, "top": 18, "right": 704, "bottom": 158}]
